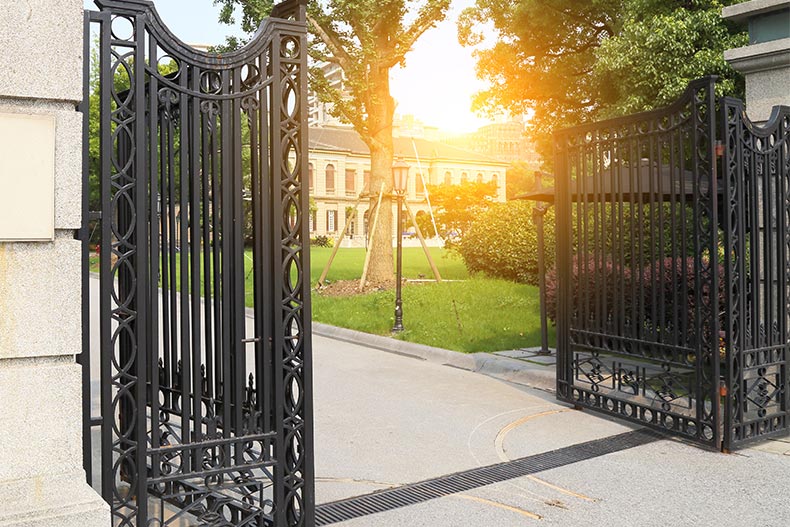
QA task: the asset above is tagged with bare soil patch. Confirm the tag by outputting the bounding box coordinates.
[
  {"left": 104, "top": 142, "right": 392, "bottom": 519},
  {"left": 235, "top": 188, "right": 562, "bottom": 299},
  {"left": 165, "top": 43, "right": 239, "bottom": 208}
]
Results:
[{"left": 315, "top": 279, "right": 398, "bottom": 297}]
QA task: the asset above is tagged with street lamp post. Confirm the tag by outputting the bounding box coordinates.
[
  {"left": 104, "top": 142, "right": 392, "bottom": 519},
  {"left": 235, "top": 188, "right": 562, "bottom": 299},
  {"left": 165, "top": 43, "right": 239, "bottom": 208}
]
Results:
[{"left": 392, "top": 158, "right": 410, "bottom": 333}]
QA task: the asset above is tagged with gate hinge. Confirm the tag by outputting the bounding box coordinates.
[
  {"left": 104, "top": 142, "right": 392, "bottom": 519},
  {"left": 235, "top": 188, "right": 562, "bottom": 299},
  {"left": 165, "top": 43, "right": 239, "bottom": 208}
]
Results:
[{"left": 74, "top": 227, "right": 89, "bottom": 241}]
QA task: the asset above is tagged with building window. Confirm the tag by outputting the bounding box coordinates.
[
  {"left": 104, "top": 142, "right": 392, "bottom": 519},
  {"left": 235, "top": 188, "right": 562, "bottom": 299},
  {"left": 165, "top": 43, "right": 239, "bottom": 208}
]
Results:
[
  {"left": 308, "top": 163, "right": 314, "bottom": 190},
  {"left": 492, "top": 174, "right": 498, "bottom": 189},
  {"left": 309, "top": 210, "right": 316, "bottom": 232},
  {"left": 477, "top": 173, "right": 483, "bottom": 183},
  {"left": 461, "top": 172, "right": 468, "bottom": 183},
  {"left": 416, "top": 173, "right": 424, "bottom": 195},
  {"left": 326, "top": 209, "right": 337, "bottom": 232},
  {"left": 325, "top": 164, "right": 335, "bottom": 194},
  {"left": 363, "top": 170, "right": 370, "bottom": 192},
  {"left": 345, "top": 169, "right": 356, "bottom": 196},
  {"left": 444, "top": 171, "right": 451, "bottom": 185}
]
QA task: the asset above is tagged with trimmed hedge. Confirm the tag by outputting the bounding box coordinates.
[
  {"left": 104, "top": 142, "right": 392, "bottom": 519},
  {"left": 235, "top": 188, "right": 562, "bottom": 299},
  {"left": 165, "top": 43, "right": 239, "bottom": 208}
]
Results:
[
  {"left": 458, "top": 200, "right": 555, "bottom": 285},
  {"left": 546, "top": 256, "right": 725, "bottom": 341}
]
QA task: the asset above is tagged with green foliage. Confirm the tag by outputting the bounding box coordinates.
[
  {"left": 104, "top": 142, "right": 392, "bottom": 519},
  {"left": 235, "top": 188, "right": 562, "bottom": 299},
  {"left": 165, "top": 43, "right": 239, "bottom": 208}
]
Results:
[
  {"left": 310, "top": 235, "right": 334, "bottom": 248},
  {"left": 459, "top": 200, "right": 555, "bottom": 285},
  {"left": 214, "top": 0, "right": 452, "bottom": 144},
  {"left": 571, "top": 202, "right": 698, "bottom": 266},
  {"left": 312, "top": 277, "right": 553, "bottom": 352},
  {"left": 505, "top": 162, "right": 542, "bottom": 200},
  {"left": 414, "top": 209, "right": 437, "bottom": 238},
  {"left": 459, "top": 0, "right": 747, "bottom": 165},
  {"left": 426, "top": 180, "right": 498, "bottom": 247},
  {"left": 216, "top": 0, "right": 452, "bottom": 279}
]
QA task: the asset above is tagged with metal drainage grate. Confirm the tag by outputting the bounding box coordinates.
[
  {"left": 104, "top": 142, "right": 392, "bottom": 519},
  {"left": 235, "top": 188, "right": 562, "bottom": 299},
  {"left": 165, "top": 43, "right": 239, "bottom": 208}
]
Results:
[{"left": 315, "top": 429, "right": 662, "bottom": 525}]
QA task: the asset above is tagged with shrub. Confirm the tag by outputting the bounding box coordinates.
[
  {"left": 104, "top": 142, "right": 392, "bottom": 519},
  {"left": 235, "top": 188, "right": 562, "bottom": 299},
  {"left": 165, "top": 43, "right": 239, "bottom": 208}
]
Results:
[
  {"left": 546, "top": 256, "right": 725, "bottom": 345},
  {"left": 545, "top": 256, "right": 632, "bottom": 324},
  {"left": 310, "top": 235, "right": 334, "bottom": 248},
  {"left": 458, "top": 200, "right": 555, "bottom": 285}
]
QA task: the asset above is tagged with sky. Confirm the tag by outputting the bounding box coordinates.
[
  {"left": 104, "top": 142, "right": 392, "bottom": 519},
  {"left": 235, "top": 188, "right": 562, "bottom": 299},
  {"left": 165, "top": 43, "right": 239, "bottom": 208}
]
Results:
[{"left": 83, "top": 0, "right": 493, "bottom": 134}]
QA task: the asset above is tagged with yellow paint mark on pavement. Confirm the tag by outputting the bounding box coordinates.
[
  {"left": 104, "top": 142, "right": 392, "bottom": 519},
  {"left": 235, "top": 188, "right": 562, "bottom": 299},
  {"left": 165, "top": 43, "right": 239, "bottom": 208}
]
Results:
[
  {"left": 495, "top": 408, "right": 597, "bottom": 502},
  {"left": 494, "top": 409, "right": 571, "bottom": 461},
  {"left": 454, "top": 494, "right": 542, "bottom": 520},
  {"left": 525, "top": 476, "right": 596, "bottom": 502}
]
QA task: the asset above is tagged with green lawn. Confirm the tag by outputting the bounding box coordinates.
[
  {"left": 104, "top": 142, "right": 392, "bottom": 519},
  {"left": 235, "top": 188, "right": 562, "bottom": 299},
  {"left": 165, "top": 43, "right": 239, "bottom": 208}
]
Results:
[
  {"left": 312, "top": 276, "right": 554, "bottom": 353},
  {"left": 308, "top": 246, "right": 553, "bottom": 353},
  {"left": 91, "top": 245, "right": 552, "bottom": 353}
]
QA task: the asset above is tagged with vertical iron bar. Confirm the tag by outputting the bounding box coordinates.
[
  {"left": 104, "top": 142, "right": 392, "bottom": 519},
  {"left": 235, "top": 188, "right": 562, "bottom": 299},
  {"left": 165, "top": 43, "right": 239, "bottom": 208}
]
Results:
[
  {"left": 555, "top": 133, "right": 569, "bottom": 398},
  {"left": 647, "top": 126, "right": 657, "bottom": 350},
  {"left": 97, "top": 10, "right": 113, "bottom": 505},
  {"left": 211, "top": 95, "right": 223, "bottom": 414},
  {"left": 722, "top": 101, "right": 735, "bottom": 450},
  {"left": 148, "top": 29, "right": 162, "bottom": 479},
  {"left": 167, "top": 84, "right": 179, "bottom": 393},
  {"left": 201, "top": 97, "right": 214, "bottom": 401},
  {"left": 178, "top": 59, "right": 192, "bottom": 470},
  {"left": 707, "top": 80, "right": 720, "bottom": 447},
  {"left": 249, "top": 70, "right": 266, "bottom": 434},
  {"left": 668, "top": 125, "right": 679, "bottom": 348},
  {"left": 298, "top": 16, "right": 317, "bottom": 521},
  {"left": 657, "top": 132, "right": 666, "bottom": 348},
  {"left": 634, "top": 133, "right": 644, "bottom": 344},
  {"left": 232, "top": 65, "right": 246, "bottom": 449},
  {"left": 220, "top": 68, "right": 233, "bottom": 466},
  {"left": 133, "top": 12, "right": 150, "bottom": 519},
  {"left": 270, "top": 32, "right": 287, "bottom": 526},
  {"left": 160, "top": 89, "right": 172, "bottom": 392},
  {"left": 679, "top": 121, "right": 689, "bottom": 346},
  {"left": 79, "top": 9, "right": 93, "bottom": 486},
  {"left": 614, "top": 137, "right": 624, "bottom": 339},
  {"left": 191, "top": 66, "right": 204, "bottom": 448},
  {"left": 259, "top": 61, "right": 274, "bottom": 439},
  {"left": 231, "top": 66, "right": 247, "bottom": 475}
]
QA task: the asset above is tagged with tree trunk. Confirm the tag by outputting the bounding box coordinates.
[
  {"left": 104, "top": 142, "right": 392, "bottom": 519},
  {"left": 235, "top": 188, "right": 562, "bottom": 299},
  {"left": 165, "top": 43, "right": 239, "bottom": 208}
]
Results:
[{"left": 363, "top": 66, "right": 395, "bottom": 284}]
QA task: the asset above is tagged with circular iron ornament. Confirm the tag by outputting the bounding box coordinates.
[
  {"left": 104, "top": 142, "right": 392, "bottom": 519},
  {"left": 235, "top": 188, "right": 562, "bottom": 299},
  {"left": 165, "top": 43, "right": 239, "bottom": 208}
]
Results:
[{"left": 200, "top": 70, "right": 223, "bottom": 95}]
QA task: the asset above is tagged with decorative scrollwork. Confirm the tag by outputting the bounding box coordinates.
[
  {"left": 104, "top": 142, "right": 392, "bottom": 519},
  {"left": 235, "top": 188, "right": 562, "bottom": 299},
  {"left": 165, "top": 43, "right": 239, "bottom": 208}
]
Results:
[{"left": 90, "top": 1, "right": 311, "bottom": 526}]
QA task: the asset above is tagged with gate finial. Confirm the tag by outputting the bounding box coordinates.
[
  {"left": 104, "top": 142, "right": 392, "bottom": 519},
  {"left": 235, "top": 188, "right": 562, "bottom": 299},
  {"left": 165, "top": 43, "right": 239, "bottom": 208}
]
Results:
[{"left": 271, "top": 0, "right": 308, "bottom": 22}]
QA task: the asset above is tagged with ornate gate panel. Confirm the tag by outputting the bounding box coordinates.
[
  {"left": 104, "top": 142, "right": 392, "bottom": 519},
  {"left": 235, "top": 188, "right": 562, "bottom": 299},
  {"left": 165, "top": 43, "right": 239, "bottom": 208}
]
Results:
[
  {"left": 721, "top": 99, "right": 790, "bottom": 449},
  {"left": 80, "top": 1, "right": 314, "bottom": 525},
  {"left": 554, "top": 79, "right": 722, "bottom": 448}
]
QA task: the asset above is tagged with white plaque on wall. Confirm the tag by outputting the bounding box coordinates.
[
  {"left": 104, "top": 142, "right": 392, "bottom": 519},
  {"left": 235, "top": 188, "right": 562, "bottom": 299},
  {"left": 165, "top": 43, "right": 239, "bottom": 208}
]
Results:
[{"left": 0, "top": 112, "right": 56, "bottom": 242}]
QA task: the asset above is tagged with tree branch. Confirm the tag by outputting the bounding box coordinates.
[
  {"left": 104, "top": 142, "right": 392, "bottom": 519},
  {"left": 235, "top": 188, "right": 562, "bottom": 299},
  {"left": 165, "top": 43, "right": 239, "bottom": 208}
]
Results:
[{"left": 307, "top": 13, "right": 353, "bottom": 71}]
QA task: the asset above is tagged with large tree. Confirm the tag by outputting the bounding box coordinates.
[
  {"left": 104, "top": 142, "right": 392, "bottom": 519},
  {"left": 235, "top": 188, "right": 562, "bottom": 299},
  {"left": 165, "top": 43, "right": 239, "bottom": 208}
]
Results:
[
  {"left": 458, "top": 0, "right": 747, "bottom": 163},
  {"left": 216, "top": 0, "right": 452, "bottom": 283}
]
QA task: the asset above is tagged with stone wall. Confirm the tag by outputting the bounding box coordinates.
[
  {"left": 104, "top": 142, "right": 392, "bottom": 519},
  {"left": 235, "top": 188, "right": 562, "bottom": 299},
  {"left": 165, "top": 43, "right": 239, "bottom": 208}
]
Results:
[
  {"left": 723, "top": 0, "right": 790, "bottom": 121},
  {"left": 0, "top": 1, "right": 108, "bottom": 526}
]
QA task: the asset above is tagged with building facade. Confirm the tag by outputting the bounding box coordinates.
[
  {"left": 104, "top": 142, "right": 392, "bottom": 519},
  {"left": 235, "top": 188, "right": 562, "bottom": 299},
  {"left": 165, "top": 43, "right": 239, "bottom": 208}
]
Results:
[
  {"left": 307, "top": 126, "right": 509, "bottom": 245},
  {"left": 444, "top": 120, "right": 541, "bottom": 165}
]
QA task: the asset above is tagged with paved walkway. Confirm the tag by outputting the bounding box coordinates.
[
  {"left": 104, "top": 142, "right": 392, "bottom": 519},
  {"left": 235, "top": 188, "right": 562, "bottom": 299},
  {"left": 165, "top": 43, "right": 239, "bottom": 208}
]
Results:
[
  {"left": 312, "top": 333, "right": 790, "bottom": 526},
  {"left": 87, "top": 277, "right": 790, "bottom": 525}
]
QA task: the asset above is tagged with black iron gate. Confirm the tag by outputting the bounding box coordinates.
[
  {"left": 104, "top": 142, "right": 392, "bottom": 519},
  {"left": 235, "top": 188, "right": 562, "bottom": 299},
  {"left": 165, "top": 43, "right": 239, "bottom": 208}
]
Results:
[
  {"left": 721, "top": 97, "right": 790, "bottom": 449},
  {"left": 79, "top": 1, "right": 314, "bottom": 525},
  {"left": 554, "top": 77, "right": 790, "bottom": 450}
]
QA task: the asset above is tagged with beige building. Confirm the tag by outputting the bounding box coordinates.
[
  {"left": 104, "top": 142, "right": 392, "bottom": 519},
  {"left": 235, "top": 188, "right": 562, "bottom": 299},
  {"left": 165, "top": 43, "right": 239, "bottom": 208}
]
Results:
[
  {"left": 308, "top": 126, "right": 509, "bottom": 244},
  {"left": 444, "top": 120, "right": 540, "bottom": 165}
]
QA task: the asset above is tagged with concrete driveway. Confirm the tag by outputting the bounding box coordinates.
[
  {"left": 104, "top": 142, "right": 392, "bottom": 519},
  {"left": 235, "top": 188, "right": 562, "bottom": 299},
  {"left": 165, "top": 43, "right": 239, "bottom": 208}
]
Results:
[{"left": 86, "top": 276, "right": 790, "bottom": 526}]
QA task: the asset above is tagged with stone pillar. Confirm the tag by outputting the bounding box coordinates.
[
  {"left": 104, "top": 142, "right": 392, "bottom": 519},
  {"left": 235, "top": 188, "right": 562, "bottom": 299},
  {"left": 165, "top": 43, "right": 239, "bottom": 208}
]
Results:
[
  {"left": 723, "top": 0, "right": 790, "bottom": 121},
  {"left": 0, "top": 1, "right": 109, "bottom": 526}
]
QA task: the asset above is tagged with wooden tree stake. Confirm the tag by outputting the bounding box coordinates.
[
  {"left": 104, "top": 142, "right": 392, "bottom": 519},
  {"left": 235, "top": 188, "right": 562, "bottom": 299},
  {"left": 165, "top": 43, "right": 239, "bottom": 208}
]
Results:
[{"left": 403, "top": 200, "right": 442, "bottom": 282}]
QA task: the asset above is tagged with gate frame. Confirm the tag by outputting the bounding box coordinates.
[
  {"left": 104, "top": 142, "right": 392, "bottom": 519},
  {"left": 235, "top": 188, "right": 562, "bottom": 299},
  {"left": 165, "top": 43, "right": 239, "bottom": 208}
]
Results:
[
  {"left": 552, "top": 76, "right": 790, "bottom": 451},
  {"left": 80, "top": 1, "right": 315, "bottom": 525}
]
